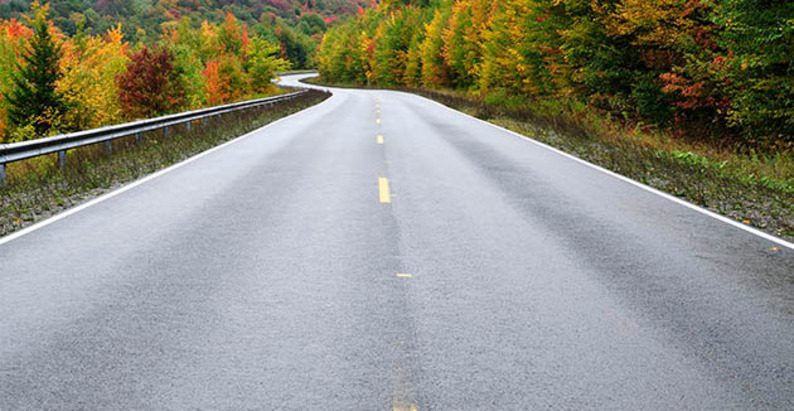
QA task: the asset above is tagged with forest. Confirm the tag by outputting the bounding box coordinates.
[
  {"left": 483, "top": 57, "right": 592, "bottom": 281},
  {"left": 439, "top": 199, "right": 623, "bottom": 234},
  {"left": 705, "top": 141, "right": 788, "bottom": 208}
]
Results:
[
  {"left": 317, "top": 0, "right": 793, "bottom": 150},
  {"left": 0, "top": 0, "right": 365, "bottom": 143}
]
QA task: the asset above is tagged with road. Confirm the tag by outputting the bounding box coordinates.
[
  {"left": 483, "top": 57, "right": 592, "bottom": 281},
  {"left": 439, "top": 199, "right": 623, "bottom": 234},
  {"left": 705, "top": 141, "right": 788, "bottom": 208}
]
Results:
[{"left": 1, "top": 73, "right": 793, "bottom": 409}]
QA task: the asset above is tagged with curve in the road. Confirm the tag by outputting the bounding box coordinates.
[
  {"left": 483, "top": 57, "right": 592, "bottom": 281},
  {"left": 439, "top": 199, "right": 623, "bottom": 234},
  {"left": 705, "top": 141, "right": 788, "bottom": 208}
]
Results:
[{"left": 1, "top": 73, "right": 792, "bottom": 409}]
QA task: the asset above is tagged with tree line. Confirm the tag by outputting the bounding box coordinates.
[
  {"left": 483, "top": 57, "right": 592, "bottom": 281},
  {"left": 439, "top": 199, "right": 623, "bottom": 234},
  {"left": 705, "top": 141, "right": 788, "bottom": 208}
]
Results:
[
  {"left": 0, "top": 2, "right": 293, "bottom": 142},
  {"left": 0, "top": 0, "right": 364, "bottom": 59},
  {"left": 318, "top": 0, "right": 793, "bottom": 148}
]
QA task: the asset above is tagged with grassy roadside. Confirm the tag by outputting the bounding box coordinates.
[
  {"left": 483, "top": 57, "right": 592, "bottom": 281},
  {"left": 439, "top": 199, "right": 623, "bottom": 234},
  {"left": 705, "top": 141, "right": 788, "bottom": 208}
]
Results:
[
  {"left": 307, "top": 76, "right": 794, "bottom": 242},
  {"left": 0, "top": 89, "right": 330, "bottom": 237}
]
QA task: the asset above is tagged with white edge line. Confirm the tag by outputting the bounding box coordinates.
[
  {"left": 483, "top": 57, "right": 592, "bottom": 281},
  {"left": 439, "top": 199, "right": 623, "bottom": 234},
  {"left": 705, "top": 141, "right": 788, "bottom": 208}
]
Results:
[
  {"left": 0, "top": 98, "right": 329, "bottom": 247},
  {"left": 411, "top": 92, "right": 794, "bottom": 251}
]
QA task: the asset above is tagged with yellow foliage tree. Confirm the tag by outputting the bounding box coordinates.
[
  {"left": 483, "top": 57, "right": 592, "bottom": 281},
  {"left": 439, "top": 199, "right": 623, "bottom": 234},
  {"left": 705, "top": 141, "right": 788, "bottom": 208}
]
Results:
[{"left": 58, "top": 24, "right": 129, "bottom": 130}]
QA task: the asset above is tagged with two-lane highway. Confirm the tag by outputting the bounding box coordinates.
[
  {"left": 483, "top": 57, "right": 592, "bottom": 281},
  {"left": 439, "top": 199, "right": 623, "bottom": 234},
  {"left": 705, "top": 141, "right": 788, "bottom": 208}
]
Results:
[{"left": 1, "top": 73, "right": 793, "bottom": 409}]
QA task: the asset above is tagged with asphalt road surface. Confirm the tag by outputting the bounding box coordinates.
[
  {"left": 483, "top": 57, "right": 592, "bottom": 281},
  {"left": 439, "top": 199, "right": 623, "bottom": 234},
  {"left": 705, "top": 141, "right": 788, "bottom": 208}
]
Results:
[{"left": 1, "top": 73, "right": 793, "bottom": 409}]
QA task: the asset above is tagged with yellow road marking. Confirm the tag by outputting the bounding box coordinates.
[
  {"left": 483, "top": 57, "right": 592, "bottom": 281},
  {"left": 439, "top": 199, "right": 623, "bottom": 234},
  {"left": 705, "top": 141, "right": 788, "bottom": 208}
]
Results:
[
  {"left": 376, "top": 118, "right": 381, "bottom": 125},
  {"left": 393, "top": 404, "right": 418, "bottom": 411},
  {"left": 395, "top": 273, "right": 412, "bottom": 278},
  {"left": 377, "top": 135, "right": 384, "bottom": 144},
  {"left": 379, "top": 177, "right": 391, "bottom": 203}
]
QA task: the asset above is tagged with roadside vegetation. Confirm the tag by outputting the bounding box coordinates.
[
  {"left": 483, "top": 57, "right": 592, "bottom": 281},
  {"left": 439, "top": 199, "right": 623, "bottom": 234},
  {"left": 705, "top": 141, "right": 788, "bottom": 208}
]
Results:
[
  {"left": 0, "top": 0, "right": 367, "bottom": 83},
  {"left": 0, "top": 1, "right": 367, "bottom": 236},
  {"left": 313, "top": 0, "right": 793, "bottom": 241},
  {"left": 0, "top": 89, "right": 329, "bottom": 237},
  {"left": 0, "top": 2, "right": 288, "bottom": 142},
  {"left": 0, "top": 0, "right": 366, "bottom": 143}
]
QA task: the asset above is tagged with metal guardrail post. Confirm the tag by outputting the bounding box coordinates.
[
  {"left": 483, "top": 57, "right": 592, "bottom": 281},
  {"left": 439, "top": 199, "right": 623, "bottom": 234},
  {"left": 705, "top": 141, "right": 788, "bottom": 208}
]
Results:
[
  {"left": 186, "top": 121, "right": 192, "bottom": 132},
  {"left": 0, "top": 163, "right": 6, "bottom": 188},
  {"left": 163, "top": 126, "right": 170, "bottom": 138},
  {"left": 104, "top": 140, "right": 113, "bottom": 155},
  {"left": 58, "top": 150, "right": 67, "bottom": 169},
  {"left": 135, "top": 133, "right": 143, "bottom": 144}
]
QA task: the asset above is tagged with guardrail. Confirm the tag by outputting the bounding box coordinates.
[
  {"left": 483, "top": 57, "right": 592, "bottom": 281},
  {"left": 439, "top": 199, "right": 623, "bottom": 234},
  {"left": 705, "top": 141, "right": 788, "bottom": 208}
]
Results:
[{"left": 0, "top": 90, "right": 308, "bottom": 187}]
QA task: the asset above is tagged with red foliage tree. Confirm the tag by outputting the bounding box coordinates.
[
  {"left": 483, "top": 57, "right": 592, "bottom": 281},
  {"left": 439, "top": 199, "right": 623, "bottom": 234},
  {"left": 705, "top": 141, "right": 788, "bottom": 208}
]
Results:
[{"left": 116, "top": 47, "right": 187, "bottom": 119}]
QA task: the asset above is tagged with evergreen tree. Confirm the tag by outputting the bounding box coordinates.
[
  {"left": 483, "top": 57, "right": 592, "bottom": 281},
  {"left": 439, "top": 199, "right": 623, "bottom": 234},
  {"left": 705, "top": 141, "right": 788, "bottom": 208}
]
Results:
[{"left": 5, "top": 1, "right": 64, "bottom": 137}]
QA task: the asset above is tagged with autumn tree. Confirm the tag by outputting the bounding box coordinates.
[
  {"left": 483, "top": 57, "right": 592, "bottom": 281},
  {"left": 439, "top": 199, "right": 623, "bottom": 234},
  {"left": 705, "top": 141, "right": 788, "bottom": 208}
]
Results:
[
  {"left": 371, "top": 8, "right": 417, "bottom": 85},
  {"left": 117, "top": 46, "right": 187, "bottom": 119},
  {"left": 317, "top": 0, "right": 791, "bottom": 146},
  {"left": 317, "top": 17, "right": 369, "bottom": 84},
  {"left": 479, "top": 0, "right": 558, "bottom": 98},
  {"left": 218, "top": 13, "right": 246, "bottom": 56},
  {"left": 58, "top": 24, "right": 129, "bottom": 130},
  {"left": 203, "top": 54, "right": 245, "bottom": 105},
  {"left": 419, "top": 9, "right": 449, "bottom": 88},
  {"left": 441, "top": 0, "right": 494, "bottom": 89},
  {"left": 403, "top": 30, "right": 424, "bottom": 87}
]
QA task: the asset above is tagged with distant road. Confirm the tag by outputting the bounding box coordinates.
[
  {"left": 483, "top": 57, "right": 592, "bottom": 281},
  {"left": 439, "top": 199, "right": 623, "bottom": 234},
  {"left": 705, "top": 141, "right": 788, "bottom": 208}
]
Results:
[{"left": 1, "top": 73, "right": 792, "bottom": 409}]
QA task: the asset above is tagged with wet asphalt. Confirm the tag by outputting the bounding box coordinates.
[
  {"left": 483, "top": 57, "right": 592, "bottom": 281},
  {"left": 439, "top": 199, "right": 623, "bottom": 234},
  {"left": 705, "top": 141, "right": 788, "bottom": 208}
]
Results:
[{"left": 1, "top": 74, "right": 793, "bottom": 409}]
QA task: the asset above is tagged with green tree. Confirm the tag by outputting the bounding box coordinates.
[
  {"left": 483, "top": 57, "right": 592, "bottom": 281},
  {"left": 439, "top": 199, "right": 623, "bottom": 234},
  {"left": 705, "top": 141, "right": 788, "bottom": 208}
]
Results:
[
  {"left": 715, "top": 0, "right": 794, "bottom": 145},
  {"left": 5, "top": 1, "right": 65, "bottom": 137},
  {"left": 247, "top": 37, "right": 290, "bottom": 94}
]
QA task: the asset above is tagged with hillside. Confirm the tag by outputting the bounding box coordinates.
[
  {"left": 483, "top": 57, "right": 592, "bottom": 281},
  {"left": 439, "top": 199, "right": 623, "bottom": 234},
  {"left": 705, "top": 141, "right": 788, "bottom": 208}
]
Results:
[
  {"left": 0, "top": 0, "right": 370, "bottom": 69},
  {"left": 0, "top": 0, "right": 370, "bottom": 41},
  {"left": 318, "top": 0, "right": 792, "bottom": 149},
  {"left": 0, "top": 0, "right": 367, "bottom": 142}
]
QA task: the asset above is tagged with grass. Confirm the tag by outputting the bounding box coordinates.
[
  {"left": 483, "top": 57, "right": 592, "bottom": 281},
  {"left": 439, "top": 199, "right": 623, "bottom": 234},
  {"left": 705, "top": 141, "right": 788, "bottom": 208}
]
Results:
[
  {"left": 307, "top": 76, "right": 794, "bottom": 241},
  {"left": 0, "top": 89, "right": 330, "bottom": 237}
]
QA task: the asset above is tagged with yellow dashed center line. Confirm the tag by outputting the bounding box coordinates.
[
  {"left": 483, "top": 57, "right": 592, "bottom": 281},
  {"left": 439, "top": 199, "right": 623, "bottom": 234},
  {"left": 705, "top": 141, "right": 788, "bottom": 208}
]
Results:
[
  {"left": 377, "top": 135, "right": 384, "bottom": 144},
  {"left": 379, "top": 177, "right": 392, "bottom": 203},
  {"left": 395, "top": 273, "right": 413, "bottom": 278},
  {"left": 376, "top": 118, "right": 381, "bottom": 125}
]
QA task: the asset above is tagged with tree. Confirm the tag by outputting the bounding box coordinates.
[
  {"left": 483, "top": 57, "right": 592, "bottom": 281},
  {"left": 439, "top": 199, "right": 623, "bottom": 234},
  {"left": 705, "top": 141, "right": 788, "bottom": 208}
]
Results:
[
  {"left": 4, "top": 1, "right": 64, "bottom": 138},
  {"left": 441, "top": 0, "right": 494, "bottom": 89},
  {"left": 403, "top": 30, "right": 423, "bottom": 87},
  {"left": 218, "top": 12, "right": 245, "bottom": 56},
  {"left": 606, "top": 0, "right": 722, "bottom": 125},
  {"left": 0, "top": 18, "right": 32, "bottom": 140},
  {"left": 203, "top": 54, "right": 245, "bottom": 105},
  {"left": 247, "top": 37, "right": 290, "bottom": 94},
  {"left": 274, "top": 21, "right": 316, "bottom": 69},
  {"left": 371, "top": 8, "right": 414, "bottom": 85},
  {"left": 58, "top": 24, "right": 129, "bottom": 130},
  {"left": 419, "top": 9, "right": 448, "bottom": 87},
  {"left": 116, "top": 46, "right": 187, "bottom": 119},
  {"left": 317, "top": 0, "right": 790, "bottom": 146},
  {"left": 714, "top": 0, "right": 794, "bottom": 145}
]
